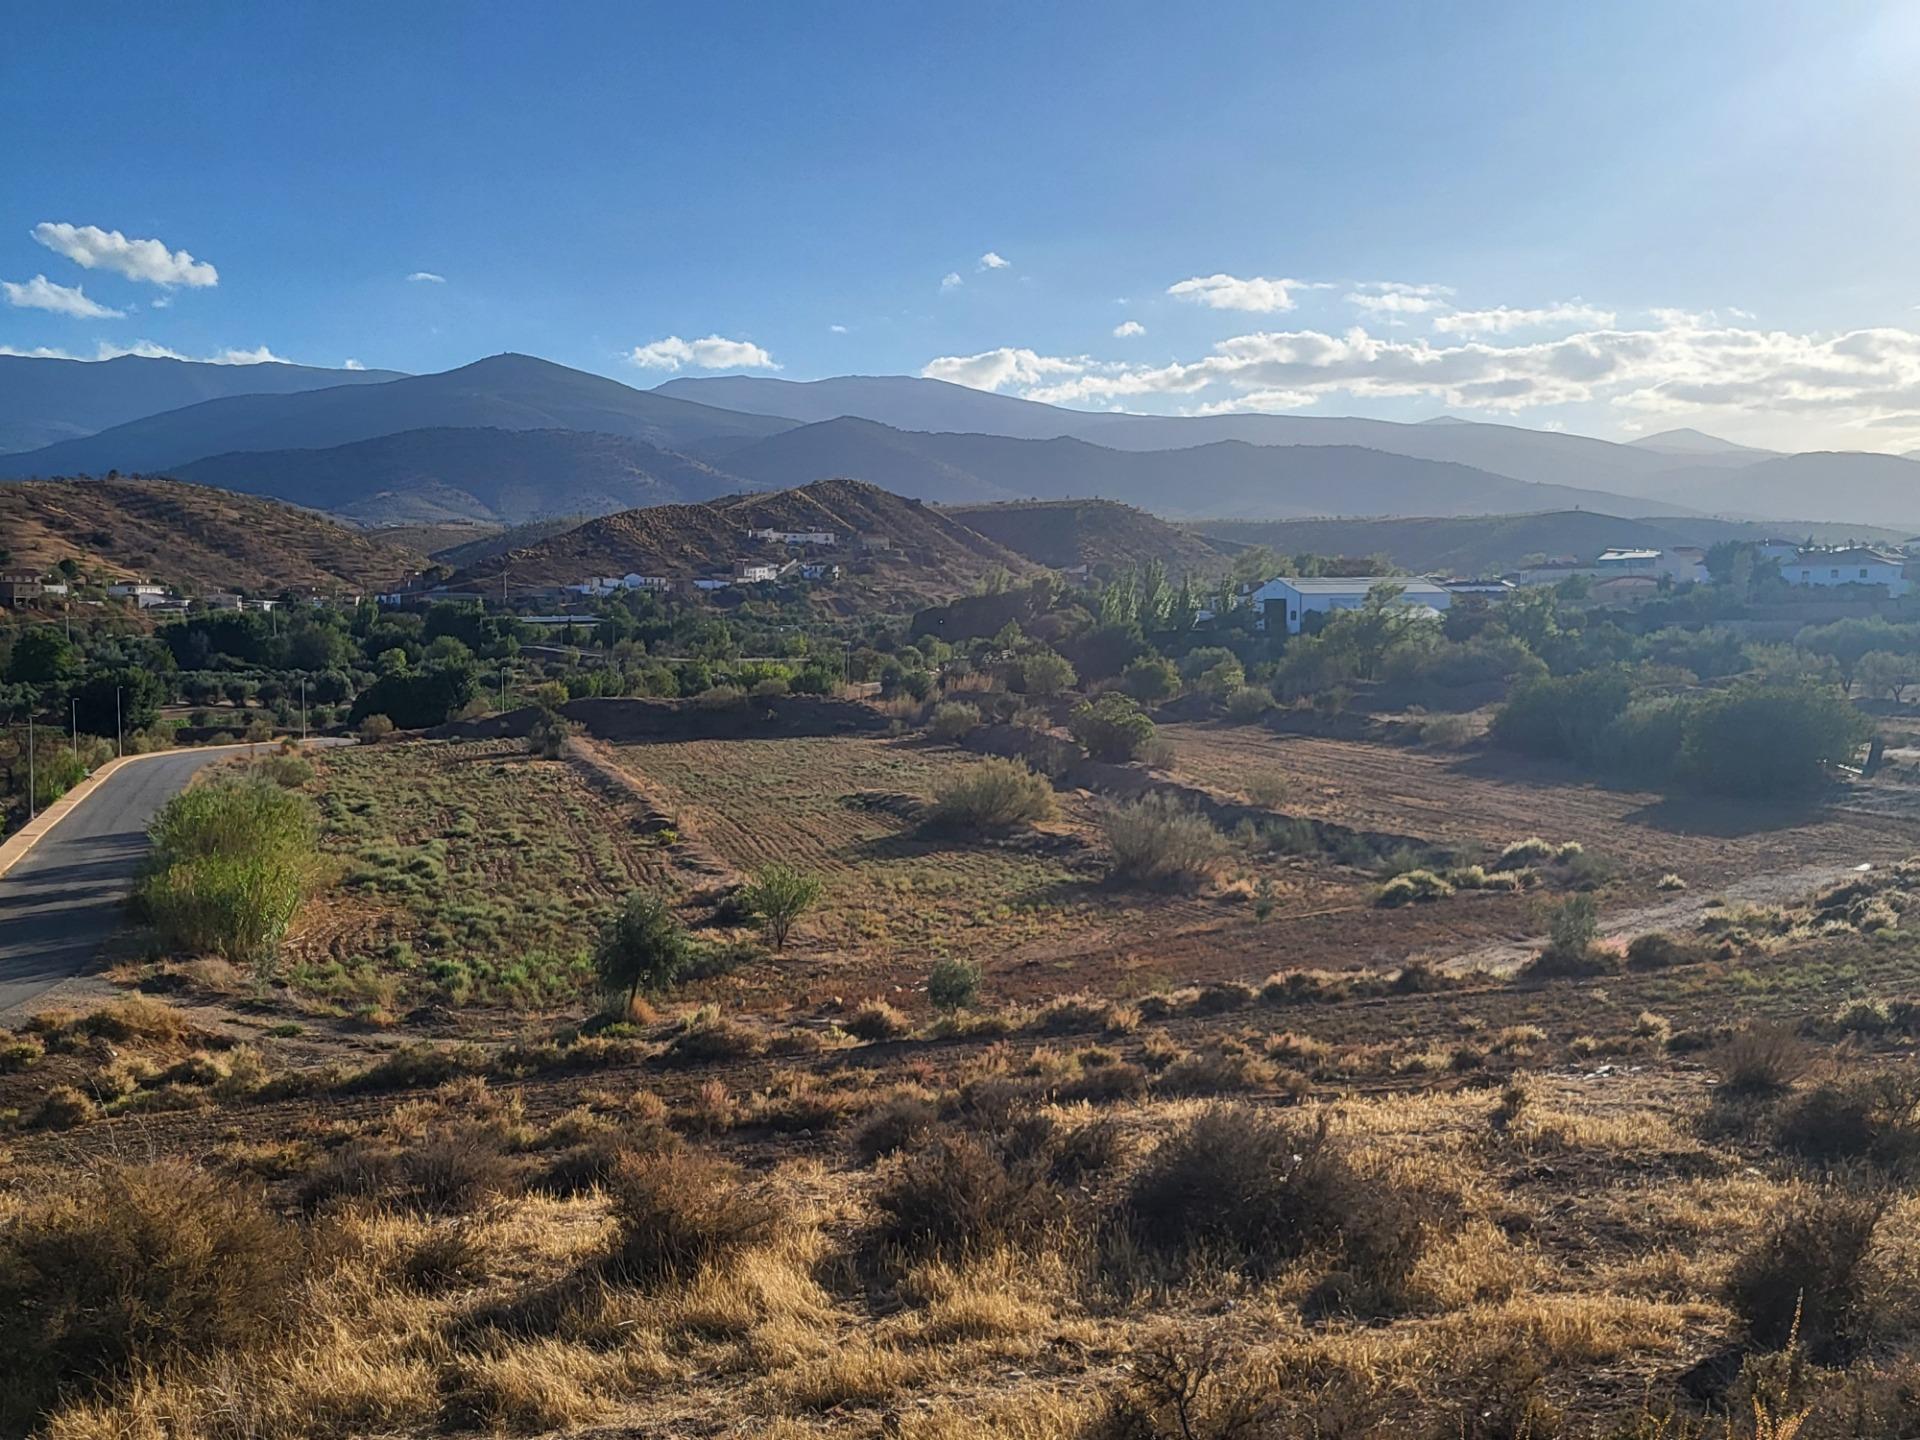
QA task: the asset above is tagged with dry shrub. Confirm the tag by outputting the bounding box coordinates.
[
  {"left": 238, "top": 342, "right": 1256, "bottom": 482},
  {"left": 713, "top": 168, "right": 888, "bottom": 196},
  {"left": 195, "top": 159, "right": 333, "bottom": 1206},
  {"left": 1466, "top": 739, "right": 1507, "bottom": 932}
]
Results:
[
  {"left": 1092, "top": 1333, "right": 1393, "bottom": 1440},
  {"left": 926, "top": 757, "right": 1056, "bottom": 832},
  {"left": 31, "top": 1084, "right": 98, "bottom": 1130},
  {"left": 1726, "top": 1184, "right": 1889, "bottom": 1359},
  {"left": 660, "top": 1009, "right": 766, "bottom": 1064},
  {"left": 871, "top": 1129, "right": 1067, "bottom": 1261},
  {"left": 853, "top": 1094, "right": 940, "bottom": 1163},
  {"left": 76, "top": 996, "right": 191, "bottom": 1045},
  {"left": 1713, "top": 1022, "right": 1811, "bottom": 1096},
  {"left": 603, "top": 1148, "right": 778, "bottom": 1285},
  {"left": 1125, "top": 1104, "right": 1428, "bottom": 1303},
  {"left": 401, "top": 1223, "right": 491, "bottom": 1293},
  {"left": 1103, "top": 794, "right": 1227, "bottom": 891},
  {"left": 1772, "top": 1070, "right": 1920, "bottom": 1170},
  {"left": 1625, "top": 931, "right": 1707, "bottom": 970},
  {"left": 1375, "top": 868, "right": 1453, "bottom": 907},
  {"left": 846, "top": 999, "right": 912, "bottom": 1041},
  {"left": 301, "top": 1124, "right": 520, "bottom": 1214},
  {"left": 0, "top": 1161, "right": 298, "bottom": 1430},
  {"left": 1154, "top": 1045, "right": 1288, "bottom": 1098}
]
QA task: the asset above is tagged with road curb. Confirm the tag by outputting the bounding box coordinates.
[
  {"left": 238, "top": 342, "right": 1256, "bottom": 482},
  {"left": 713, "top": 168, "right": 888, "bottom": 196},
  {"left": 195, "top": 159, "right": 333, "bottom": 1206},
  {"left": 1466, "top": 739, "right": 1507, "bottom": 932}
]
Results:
[{"left": 0, "top": 741, "right": 276, "bottom": 884}]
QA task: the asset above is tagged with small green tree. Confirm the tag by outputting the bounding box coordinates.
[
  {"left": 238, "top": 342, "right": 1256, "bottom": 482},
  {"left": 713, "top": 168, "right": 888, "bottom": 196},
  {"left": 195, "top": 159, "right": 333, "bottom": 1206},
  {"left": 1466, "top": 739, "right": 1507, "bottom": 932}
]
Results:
[
  {"left": 927, "top": 957, "right": 982, "bottom": 1012},
  {"left": 595, "top": 893, "right": 691, "bottom": 1011},
  {"left": 742, "top": 864, "right": 823, "bottom": 950},
  {"left": 1547, "top": 894, "right": 1599, "bottom": 963},
  {"left": 1121, "top": 654, "right": 1180, "bottom": 702}
]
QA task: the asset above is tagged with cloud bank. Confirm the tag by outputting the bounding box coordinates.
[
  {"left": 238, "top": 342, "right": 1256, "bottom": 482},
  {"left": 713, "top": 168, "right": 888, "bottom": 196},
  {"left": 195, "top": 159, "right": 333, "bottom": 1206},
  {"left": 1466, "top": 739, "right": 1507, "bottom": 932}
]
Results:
[
  {"left": 2, "top": 274, "right": 123, "bottom": 318},
  {"left": 31, "top": 222, "right": 218, "bottom": 287},
  {"left": 628, "top": 334, "right": 780, "bottom": 371}
]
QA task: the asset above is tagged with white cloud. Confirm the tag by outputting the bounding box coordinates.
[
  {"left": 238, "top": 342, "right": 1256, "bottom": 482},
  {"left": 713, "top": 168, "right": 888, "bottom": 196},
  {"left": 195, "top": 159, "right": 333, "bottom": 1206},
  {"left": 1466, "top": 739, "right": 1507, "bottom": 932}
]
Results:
[
  {"left": 1346, "top": 281, "right": 1454, "bottom": 317},
  {"left": 210, "top": 346, "right": 292, "bottom": 365},
  {"left": 1432, "top": 302, "right": 1615, "bottom": 335},
  {"left": 0, "top": 344, "right": 77, "bottom": 359},
  {"left": 1167, "top": 273, "right": 1316, "bottom": 313},
  {"left": 32, "top": 222, "right": 217, "bottom": 287},
  {"left": 627, "top": 334, "right": 780, "bottom": 371},
  {"left": 829, "top": 323, "right": 849, "bottom": 334},
  {"left": 922, "top": 347, "right": 1086, "bottom": 391},
  {"left": 978, "top": 251, "right": 1010, "bottom": 270},
  {"left": 343, "top": 358, "right": 365, "bottom": 370},
  {"left": 407, "top": 271, "right": 446, "bottom": 284},
  {"left": 2, "top": 274, "right": 123, "bottom": 319},
  {"left": 940, "top": 271, "right": 963, "bottom": 292},
  {"left": 1112, "top": 320, "right": 1146, "bottom": 338},
  {"left": 920, "top": 312, "right": 1920, "bottom": 444}
]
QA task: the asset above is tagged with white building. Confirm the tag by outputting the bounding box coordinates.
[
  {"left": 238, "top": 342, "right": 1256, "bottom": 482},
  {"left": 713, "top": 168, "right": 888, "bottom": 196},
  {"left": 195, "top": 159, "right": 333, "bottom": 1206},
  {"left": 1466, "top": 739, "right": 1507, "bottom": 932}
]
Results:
[
  {"left": 106, "top": 582, "right": 168, "bottom": 608},
  {"left": 572, "top": 573, "right": 671, "bottom": 596},
  {"left": 1782, "top": 547, "right": 1910, "bottom": 597},
  {"left": 746, "top": 528, "right": 837, "bottom": 546},
  {"left": 1249, "top": 575, "right": 1454, "bottom": 635},
  {"left": 734, "top": 562, "right": 782, "bottom": 584}
]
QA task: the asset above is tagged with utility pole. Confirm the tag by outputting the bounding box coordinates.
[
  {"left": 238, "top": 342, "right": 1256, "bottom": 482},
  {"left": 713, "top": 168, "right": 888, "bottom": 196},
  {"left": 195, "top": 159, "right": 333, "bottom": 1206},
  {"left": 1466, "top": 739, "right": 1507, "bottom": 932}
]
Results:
[
  {"left": 27, "top": 712, "right": 34, "bottom": 822},
  {"left": 499, "top": 663, "right": 508, "bottom": 709}
]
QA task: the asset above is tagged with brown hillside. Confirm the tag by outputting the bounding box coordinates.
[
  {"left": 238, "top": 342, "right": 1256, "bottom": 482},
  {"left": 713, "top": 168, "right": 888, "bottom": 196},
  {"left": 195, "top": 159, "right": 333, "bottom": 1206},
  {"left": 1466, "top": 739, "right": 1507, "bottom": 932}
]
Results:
[
  {"left": 0, "top": 477, "right": 426, "bottom": 592},
  {"left": 466, "top": 477, "right": 1035, "bottom": 599},
  {"left": 941, "top": 497, "right": 1228, "bottom": 575}
]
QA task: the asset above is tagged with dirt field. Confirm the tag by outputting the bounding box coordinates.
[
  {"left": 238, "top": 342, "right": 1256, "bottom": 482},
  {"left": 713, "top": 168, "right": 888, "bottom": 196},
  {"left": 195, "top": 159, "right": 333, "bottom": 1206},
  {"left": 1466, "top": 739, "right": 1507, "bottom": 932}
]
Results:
[{"left": 1162, "top": 721, "right": 1920, "bottom": 887}]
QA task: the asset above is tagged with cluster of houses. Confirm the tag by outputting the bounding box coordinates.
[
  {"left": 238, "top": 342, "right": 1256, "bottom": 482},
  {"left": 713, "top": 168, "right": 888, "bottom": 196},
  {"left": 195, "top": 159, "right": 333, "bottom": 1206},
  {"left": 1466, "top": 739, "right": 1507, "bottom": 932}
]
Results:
[
  {"left": 567, "top": 526, "right": 851, "bottom": 599},
  {"left": 1244, "top": 540, "right": 1915, "bottom": 634},
  {"left": 0, "top": 571, "right": 352, "bottom": 614}
]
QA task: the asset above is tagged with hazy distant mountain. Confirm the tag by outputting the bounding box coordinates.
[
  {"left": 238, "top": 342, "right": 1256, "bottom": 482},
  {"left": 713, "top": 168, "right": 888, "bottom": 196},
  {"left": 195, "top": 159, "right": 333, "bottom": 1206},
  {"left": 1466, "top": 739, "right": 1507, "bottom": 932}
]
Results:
[
  {"left": 172, "top": 426, "right": 751, "bottom": 525},
  {"left": 0, "top": 353, "right": 403, "bottom": 454},
  {"left": 0, "top": 354, "right": 789, "bottom": 479},
  {"left": 655, "top": 373, "right": 1087, "bottom": 440},
  {"left": 1627, "top": 426, "right": 1773, "bottom": 456},
  {"left": 1660, "top": 452, "right": 1920, "bottom": 531},
  {"left": 701, "top": 415, "right": 1696, "bottom": 520},
  {"left": 1193, "top": 510, "right": 1910, "bottom": 577},
  {"left": 942, "top": 498, "right": 1229, "bottom": 575}
]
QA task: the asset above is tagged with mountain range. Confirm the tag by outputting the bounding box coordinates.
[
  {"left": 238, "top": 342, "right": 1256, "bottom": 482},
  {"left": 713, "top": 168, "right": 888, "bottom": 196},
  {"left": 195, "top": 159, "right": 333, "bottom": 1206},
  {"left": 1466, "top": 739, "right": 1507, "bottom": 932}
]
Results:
[{"left": 4, "top": 351, "right": 1920, "bottom": 531}]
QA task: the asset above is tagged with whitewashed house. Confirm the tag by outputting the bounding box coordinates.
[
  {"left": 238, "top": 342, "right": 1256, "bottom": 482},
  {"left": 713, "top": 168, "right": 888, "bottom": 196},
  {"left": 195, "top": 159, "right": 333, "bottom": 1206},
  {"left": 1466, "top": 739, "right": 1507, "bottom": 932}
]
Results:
[
  {"left": 106, "top": 582, "right": 168, "bottom": 608},
  {"left": 1781, "top": 547, "right": 1910, "bottom": 597},
  {"left": 1250, "top": 575, "right": 1453, "bottom": 635}
]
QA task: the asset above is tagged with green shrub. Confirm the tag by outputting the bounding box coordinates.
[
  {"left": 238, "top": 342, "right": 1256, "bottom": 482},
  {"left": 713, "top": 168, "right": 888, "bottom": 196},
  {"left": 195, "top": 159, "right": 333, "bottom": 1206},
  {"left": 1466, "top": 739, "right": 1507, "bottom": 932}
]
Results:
[
  {"left": 1016, "top": 650, "right": 1077, "bottom": 696},
  {"left": 1223, "top": 686, "right": 1273, "bottom": 723},
  {"left": 1120, "top": 654, "right": 1180, "bottom": 702},
  {"left": 1681, "top": 683, "right": 1869, "bottom": 796},
  {"left": 1070, "top": 692, "right": 1157, "bottom": 762},
  {"left": 249, "top": 753, "right": 314, "bottom": 789},
  {"left": 696, "top": 684, "right": 747, "bottom": 710},
  {"left": 926, "top": 758, "right": 1056, "bottom": 832},
  {"left": 1492, "top": 837, "right": 1556, "bottom": 871},
  {"left": 355, "top": 713, "right": 395, "bottom": 743},
  {"left": 1491, "top": 669, "right": 1633, "bottom": 762},
  {"left": 1103, "top": 794, "right": 1225, "bottom": 891},
  {"left": 740, "top": 863, "right": 822, "bottom": 949},
  {"left": 527, "top": 706, "right": 575, "bottom": 758},
  {"left": 927, "top": 701, "right": 981, "bottom": 743},
  {"left": 927, "top": 956, "right": 982, "bottom": 1012},
  {"left": 138, "top": 779, "right": 318, "bottom": 967}
]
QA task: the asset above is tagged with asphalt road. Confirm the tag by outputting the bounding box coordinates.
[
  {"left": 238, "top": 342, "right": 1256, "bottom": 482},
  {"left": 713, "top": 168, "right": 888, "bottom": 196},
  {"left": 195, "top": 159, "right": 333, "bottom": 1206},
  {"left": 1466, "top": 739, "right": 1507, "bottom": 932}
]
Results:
[{"left": 0, "top": 745, "right": 307, "bottom": 1013}]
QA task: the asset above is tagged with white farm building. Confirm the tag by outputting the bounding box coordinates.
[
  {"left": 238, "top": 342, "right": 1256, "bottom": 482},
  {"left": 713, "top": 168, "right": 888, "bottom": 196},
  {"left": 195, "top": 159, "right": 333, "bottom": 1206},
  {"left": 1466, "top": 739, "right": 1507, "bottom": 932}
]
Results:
[{"left": 1249, "top": 575, "right": 1453, "bottom": 635}]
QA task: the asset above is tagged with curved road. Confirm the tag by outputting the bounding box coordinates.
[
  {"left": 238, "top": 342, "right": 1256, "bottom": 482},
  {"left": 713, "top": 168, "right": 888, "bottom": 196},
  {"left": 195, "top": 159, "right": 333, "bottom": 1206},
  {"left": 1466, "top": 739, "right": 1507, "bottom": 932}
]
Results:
[{"left": 0, "top": 744, "right": 332, "bottom": 1014}]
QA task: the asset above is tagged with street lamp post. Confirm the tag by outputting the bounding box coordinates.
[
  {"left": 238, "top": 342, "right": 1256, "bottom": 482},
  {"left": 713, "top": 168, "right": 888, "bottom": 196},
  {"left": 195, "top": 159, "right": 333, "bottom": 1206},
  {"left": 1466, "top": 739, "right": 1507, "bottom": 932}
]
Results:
[
  {"left": 26, "top": 712, "right": 35, "bottom": 822},
  {"left": 300, "top": 677, "right": 308, "bottom": 741},
  {"left": 115, "top": 686, "right": 123, "bottom": 759}
]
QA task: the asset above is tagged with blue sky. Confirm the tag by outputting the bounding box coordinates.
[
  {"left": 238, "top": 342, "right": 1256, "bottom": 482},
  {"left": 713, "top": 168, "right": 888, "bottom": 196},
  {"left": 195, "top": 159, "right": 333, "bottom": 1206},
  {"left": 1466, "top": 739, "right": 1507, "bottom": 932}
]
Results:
[{"left": 5, "top": 0, "right": 1920, "bottom": 450}]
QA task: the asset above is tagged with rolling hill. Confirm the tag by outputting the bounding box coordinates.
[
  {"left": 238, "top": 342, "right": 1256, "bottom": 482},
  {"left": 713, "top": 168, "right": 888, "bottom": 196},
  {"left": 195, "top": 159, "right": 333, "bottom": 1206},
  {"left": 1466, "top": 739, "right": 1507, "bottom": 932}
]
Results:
[
  {"left": 703, "top": 416, "right": 1697, "bottom": 519},
  {"left": 0, "top": 354, "right": 791, "bottom": 480},
  {"left": 460, "top": 478, "right": 1032, "bottom": 599},
  {"left": 172, "top": 426, "right": 752, "bottom": 524},
  {"left": 1657, "top": 452, "right": 1920, "bottom": 531},
  {"left": 0, "top": 353, "right": 404, "bottom": 454},
  {"left": 940, "top": 499, "right": 1229, "bottom": 575},
  {"left": 1194, "top": 510, "right": 1911, "bottom": 577},
  {"left": 0, "top": 478, "right": 426, "bottom": 593}
]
